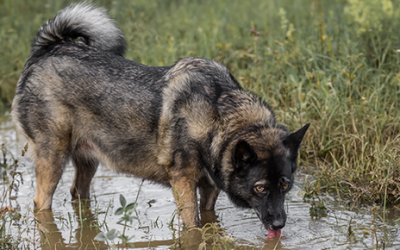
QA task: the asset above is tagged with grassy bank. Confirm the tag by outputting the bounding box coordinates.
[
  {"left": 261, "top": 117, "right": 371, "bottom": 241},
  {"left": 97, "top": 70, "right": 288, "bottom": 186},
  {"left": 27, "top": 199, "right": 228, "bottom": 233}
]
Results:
[{"left": 1, "top": 0, "right": 399, "bottom": 205}]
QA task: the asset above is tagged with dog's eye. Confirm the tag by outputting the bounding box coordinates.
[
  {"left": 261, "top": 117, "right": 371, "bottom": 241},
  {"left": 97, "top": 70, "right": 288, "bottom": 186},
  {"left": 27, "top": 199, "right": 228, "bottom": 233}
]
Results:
[
  {"left": 282, "top": 183, "right": 289, "bottom": 190},
  {"left": 255, "top": 186, "right": 265, "bottom": 193}
]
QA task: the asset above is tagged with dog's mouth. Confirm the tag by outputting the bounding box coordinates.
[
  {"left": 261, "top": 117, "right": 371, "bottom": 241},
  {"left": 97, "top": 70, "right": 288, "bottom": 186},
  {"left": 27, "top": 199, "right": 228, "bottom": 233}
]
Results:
[
  {"left": 264, "top": 223, "right": 283, "bottom": 239},
  {"left": 254, "top": 210, "right": 283, "bottom": 239},
  {"left": 266, "top": 229, "right": 281, "bottom": 239}
]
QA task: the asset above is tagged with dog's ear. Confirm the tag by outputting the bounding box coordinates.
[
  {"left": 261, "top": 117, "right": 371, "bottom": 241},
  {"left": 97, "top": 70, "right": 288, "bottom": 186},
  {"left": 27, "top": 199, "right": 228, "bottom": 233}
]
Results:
[
  {"left": 283, "top": 123, "right": 310, "bottom": 150},
  {"left": 233, "top": 140, "right": 257, "bottom": 169},
  {"left": 283, "top": 123, "right": 310, "bottom": 161}
]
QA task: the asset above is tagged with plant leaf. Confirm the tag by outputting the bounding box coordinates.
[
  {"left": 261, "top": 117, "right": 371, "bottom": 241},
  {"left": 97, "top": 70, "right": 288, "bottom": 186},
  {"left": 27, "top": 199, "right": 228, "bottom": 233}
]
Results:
[
  {"left": 106, "top": 229, "right": 119, "bottom": 241},
  {"left": 119, "top": 194, "right": 126, "bottom": 208},
  {"left": 94, "top": 232, "right": 107, "bottom": 242},
  {"left": 125, "top": 202, "right": 137, "bottom": 213},
  {"left": 115, "top": 207, "right": 124, "bottom": 215}
]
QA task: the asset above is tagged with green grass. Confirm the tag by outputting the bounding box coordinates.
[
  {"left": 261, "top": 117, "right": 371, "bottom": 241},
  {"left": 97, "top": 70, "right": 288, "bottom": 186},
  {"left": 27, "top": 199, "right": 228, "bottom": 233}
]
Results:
[{"left": 1, "top": 0, "right": 400, "bottom": 206}]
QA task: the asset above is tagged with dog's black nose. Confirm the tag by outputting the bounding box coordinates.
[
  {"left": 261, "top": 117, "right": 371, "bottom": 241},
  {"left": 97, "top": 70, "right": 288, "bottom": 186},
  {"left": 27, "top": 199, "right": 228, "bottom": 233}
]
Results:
[{"left": 272, "top": 219, "right": 285, "bottom": 229}]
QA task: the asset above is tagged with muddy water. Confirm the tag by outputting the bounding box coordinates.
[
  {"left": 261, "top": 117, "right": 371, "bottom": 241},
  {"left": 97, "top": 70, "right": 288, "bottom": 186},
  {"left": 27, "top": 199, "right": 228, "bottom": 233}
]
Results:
[{"left": 1, "top": 115, "right": 399, "bottom": 249}]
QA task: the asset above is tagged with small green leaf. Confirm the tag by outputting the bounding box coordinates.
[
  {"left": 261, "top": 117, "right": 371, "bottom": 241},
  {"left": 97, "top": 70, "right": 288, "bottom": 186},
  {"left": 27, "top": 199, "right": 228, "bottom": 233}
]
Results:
[
  {"left": 94, "top": 232, "right": 107, "bottom": 242},
  {"left": 125, "top": 202, "right": 137, "bottom": 213},
  {"left": 106, "top": 229, "right": 119, "bottom": 241},
  {"left": 119, "top": 194, "right": 126, "bottom": 208},
  {"left": 115, "top": 207, "right": 124, "bottom": 215}
]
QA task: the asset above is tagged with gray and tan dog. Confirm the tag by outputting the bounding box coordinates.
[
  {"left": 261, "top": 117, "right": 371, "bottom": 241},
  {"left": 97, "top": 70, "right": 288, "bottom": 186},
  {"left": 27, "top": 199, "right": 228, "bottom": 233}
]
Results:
[{"left": 12, "top": 3, "right": 309, "bottom": 236}]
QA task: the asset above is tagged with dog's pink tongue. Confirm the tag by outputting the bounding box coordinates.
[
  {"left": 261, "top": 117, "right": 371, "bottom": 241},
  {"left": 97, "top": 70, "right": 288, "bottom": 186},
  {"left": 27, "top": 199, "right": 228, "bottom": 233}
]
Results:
[{"left": 266, "top": 229, "right": 281, "bottom": 239}]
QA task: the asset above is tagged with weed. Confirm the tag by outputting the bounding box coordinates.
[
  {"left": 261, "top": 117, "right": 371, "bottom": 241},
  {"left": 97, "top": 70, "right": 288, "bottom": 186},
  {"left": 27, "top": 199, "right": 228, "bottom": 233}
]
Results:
[
  {"left": 309, "top": 201, "right": 328, "bottom": 218},
  {"left": 168, "top": 187, "right": 184, "bottom": 249},
  {"left": 94, "top": 194, "right": 138, "bottom": 249},
  {"left": 191, "top": 222, "right": 235, "bottom": 250},
  {"left": 0, "top": 143, "right": 39, "bottom": 249}
]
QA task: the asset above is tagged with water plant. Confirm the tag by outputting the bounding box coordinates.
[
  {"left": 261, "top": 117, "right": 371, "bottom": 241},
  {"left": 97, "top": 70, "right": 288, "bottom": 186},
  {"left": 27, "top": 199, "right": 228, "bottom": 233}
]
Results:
[
  {"left": 94, "top": 194, "right": 138, "bottom": 248},
  {"left": 0, "top": 143, "right": 37, "bottom": 249},
  {"left": 191, "top": 222, "right": 235, "bottom": 250}
]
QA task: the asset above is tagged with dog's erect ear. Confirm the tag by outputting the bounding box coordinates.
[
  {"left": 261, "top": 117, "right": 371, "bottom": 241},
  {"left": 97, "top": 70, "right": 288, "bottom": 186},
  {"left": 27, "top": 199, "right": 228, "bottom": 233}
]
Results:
[
  {"left": 233, "top": 140, "right": 257, "bottom": 168},
  {"left": 283, "top": 123, "right": 310, "bottom": 173},
  {"left": 283, "top": 123, "right": 310, "bottom": 153}
]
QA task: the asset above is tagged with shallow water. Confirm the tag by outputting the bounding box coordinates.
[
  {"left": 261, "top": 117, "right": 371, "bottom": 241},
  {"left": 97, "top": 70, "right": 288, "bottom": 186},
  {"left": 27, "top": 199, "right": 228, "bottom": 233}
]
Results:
[{"left": 1, "top": 115, "right": 399, "bottom": 249}]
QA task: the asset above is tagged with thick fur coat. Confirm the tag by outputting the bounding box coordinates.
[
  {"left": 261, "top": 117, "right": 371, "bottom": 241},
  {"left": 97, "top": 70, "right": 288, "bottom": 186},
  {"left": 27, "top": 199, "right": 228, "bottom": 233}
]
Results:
[{"left": 12, "top": 3, "right": 309, "bottom": 232}]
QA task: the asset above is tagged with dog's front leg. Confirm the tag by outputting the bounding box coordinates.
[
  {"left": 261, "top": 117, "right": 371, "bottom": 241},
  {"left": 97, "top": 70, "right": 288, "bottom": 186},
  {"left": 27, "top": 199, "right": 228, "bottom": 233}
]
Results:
[
  {"left": 199, "top": 181, "right": 220, "bottom": 226},
  {"left": 166, "top": 151, "right": 200, "bottom": 227},
  {"left": 166, "top": 152, "right": 200, "bottom": 226},
  {"left": 170, "top": 175, "right": 200, "bottom": 227},
  {"left": 199, "top": 185, "right": 220, "bottom": 211},
  {"left": 198, "top": 176, "right": 220, "bottom": 211}
]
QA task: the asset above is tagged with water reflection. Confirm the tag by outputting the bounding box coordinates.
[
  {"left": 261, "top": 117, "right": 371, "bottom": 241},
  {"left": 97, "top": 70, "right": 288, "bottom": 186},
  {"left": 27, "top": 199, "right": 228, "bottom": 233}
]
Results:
[
  {"left": 35, "top": 201, "right": 224, "bottom": 249},
  {"left": 36, "top": 202, "right": 106, "bottom": 250}
]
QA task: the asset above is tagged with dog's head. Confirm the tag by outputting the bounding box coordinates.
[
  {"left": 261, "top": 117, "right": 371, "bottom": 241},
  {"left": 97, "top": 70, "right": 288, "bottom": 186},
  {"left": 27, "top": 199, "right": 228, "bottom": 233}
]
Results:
[{"left": 225, "top": 123, "right": 310, "bottom": 231}]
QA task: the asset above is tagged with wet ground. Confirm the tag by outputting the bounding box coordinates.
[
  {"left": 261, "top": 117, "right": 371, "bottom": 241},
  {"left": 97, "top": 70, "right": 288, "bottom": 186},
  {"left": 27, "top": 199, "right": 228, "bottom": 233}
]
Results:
[{"left": 1, "top": 115, "right": 399, "bottom": 249}]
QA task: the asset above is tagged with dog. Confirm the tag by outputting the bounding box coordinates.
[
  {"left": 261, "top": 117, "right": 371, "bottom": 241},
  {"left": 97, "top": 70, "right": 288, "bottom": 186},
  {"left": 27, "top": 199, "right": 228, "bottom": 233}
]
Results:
[{"left": 11, "top": 3, "right": 309, "bottom": 236}]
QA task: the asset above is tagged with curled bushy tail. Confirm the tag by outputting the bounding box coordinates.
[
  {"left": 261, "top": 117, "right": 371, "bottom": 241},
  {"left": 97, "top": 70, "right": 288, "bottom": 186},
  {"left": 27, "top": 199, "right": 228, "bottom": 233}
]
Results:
[{"left": 33, "top": 2, "right": 126, "bottom": 55}]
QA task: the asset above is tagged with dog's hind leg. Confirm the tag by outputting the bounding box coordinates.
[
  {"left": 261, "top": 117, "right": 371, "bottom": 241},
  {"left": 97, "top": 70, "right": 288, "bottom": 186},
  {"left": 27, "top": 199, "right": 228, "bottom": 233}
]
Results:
[
  {"left": 33, "top": 140, "right": 70, "bottom": 210},
  {"left": 70, "top": 142, "right": 99, "bottom": 200}
]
